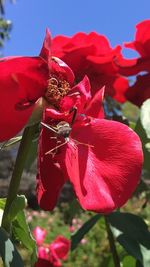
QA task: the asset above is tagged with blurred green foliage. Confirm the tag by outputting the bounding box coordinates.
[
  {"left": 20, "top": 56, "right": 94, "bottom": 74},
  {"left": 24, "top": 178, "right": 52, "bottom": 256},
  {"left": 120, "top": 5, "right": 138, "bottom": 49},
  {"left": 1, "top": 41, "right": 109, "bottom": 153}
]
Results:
[
  {"left": 0, "top": 0, "right": 14, "bottom": 51},
  {"left": 17, "top": 195, "right": 149, "bottom": 267}
]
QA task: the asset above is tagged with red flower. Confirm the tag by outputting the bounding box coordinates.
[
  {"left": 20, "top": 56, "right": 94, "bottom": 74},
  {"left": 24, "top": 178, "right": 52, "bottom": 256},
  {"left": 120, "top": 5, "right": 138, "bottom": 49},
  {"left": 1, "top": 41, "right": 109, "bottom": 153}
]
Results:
[
  {"left": 33, "top": 226, "right": 70, "bottom": 267},
  {"left": 51, "top": 32, "right": 129, "bottom": 103},
  {"left": 116, "top": 20, "right": 150, "bottom": 105},
  {"left": 125, "top": 73, "right": 150, "bottom": 106},
  {"left": 49, "top": 236, "right": 70, "bottom": 266},
  {"left": 0, "top": 30, "right": 74, "bottom": 141},
  {"left": 37, "top": 76, "right": 143, "bottom": 213}
]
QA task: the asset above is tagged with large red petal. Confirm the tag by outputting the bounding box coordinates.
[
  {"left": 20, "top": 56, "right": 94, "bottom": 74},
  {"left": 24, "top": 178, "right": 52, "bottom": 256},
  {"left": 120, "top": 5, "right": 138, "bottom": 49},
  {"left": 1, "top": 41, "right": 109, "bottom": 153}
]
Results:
[
  {"left": 63, "top": 119, "right": 143, "bottom": 213},
  {"left": 0, "top": 56, "right": 48, "bottom": 141}
]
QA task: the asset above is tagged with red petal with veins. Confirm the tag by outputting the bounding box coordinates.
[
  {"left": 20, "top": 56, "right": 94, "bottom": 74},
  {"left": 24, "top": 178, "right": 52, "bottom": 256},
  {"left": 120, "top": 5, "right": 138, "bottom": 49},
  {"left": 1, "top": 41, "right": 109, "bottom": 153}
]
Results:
[
  {"left": 36, "top": 116, "right": 67, "bottom": 211},
  {"left": 0, "top": 56, "right": 48, "bottom": 141},
  {"left": 63, "top": 119, "right": 143, "bottom": 213}
]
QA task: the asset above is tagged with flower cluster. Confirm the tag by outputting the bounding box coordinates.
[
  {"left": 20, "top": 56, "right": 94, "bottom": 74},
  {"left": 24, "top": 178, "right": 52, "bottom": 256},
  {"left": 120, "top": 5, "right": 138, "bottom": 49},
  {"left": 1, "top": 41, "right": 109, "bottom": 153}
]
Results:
[
  {"left": 33, "top": 226, "right": 70, "bottom": 267},
  {"left": 0, "top": 27, "right": 143, "bottom": 215},
  {"left": 51, "top": 22, "right": 150, "bottom": 106},
  {"left": 51, "top": 32, "right": 129, "bottom": 103}
]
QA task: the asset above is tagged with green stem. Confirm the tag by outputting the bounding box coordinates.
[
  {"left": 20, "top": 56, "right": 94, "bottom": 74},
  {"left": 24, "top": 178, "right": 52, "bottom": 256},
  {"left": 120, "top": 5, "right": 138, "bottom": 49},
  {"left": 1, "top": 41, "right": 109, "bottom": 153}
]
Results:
[
  {"left": 1, "top": 124, "right": 38, "bottom": 232},
  {"left": 105, "top": 216, "right": 121, "bottom": 267}
]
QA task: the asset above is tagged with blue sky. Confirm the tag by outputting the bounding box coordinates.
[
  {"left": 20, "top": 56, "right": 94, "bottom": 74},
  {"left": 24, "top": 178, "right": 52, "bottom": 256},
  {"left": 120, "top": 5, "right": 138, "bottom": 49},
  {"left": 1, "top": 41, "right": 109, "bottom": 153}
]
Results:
[{"left": 3, "top": 0, "right": 150, "bottom": 57}]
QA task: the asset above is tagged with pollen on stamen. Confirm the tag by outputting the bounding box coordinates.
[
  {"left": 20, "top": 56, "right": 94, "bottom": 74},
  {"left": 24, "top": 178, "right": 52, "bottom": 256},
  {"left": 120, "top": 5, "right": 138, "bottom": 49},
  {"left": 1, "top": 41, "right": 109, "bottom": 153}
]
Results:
[{"left": 45, "top": 75, "right": 70, "bottom": 106}]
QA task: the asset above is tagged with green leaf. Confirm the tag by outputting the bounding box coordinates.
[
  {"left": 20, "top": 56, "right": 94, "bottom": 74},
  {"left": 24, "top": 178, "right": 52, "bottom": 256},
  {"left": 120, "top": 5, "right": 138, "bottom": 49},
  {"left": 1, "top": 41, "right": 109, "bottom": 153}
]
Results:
[
  {"left": 135, "top": 119, "right": 150, "bottom": 172},
  {"left": 71, "top": 214, "right": 101, "bottom": 251},
  {"left": 0, "top": 198, "right": 6, "bottom": 209},
  {"left": 108, "top": 212, "right": 150, "bottom": 267},
  {"left": 140, "top": 99, "right": 150, "bottom": 139},
  {"left": 122, "top": 256, "right": 136, "bottom": 267},
  {"left": 0, "top": 227, "right": 23, "bottom": 267},
  {"left": 122, "top": 101, "right": 140, "bottom": 122},
  {"left": 0, "top": 199, "right": 6, "bottom": 225},
  {"left": 8, "top": 195, "right": 26, "bottom": 222},
  {"left": 12, "top": 211, "right": 37, "bottom": 266},
  {"left": 24, "top": 139, "right": 38, "bottom": 170}
]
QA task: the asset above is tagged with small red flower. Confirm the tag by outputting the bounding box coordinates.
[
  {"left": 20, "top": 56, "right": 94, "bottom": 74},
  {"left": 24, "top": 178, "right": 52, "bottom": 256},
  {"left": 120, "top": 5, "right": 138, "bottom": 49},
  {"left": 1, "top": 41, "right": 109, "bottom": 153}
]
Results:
[
  {"left": 0, "top": 30, "right": 74, "bottom": 141},
  {"left": 51, "top": 32, "right": 129, "bottom": 103},
  {"left": 116, "top": 20, "right": 150, "bottom": 106},
  {"left": 33, "top": 226, "right": 70, "bottom": 267},
  {"left": 37, "top": 76, "right": 143, "bottom": 213},
  {"left": 125, "top": 73, "right": 150, "bottom": 106},
  {"left": 49, "top": 236, "right": 70, "bottom": 266}
]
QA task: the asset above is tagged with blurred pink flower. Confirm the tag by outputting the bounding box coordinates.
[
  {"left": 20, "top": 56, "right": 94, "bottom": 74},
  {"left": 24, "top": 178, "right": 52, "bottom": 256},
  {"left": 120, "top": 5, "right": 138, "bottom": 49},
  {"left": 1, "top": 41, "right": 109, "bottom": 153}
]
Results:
[
  {"left": 69, "top": 226, "right": 75, "bottom": 233},
  {"left": 80, "top": 238, "right": 87, "bottom": 245},
  {"left": 33, "top": 226, "right": 47, "bottom": 246}
]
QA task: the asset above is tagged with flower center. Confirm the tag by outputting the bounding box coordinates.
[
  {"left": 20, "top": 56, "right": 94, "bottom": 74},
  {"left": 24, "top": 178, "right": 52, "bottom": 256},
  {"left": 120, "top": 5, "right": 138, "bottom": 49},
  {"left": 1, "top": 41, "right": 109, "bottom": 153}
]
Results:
[{"left": 45, "top": 75, "right": 70, "bottom": 107}]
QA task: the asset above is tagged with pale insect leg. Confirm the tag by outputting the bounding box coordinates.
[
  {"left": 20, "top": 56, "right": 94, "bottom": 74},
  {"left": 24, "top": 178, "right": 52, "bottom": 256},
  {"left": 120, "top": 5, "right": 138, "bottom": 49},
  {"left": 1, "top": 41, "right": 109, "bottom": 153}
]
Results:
[
  {"left": 41, "top": 122, "right": 58, "bottom": 134},
  {"left": 41, "top": 122, "right": 59, "bottom": 155},
  {"left": 49, "top": 136, "right": 61, "bottom": 155},
  {"left": 73, "top": 138, "right": 94, "bottom": 148},
  {"left": 41, "top": 122, "right": 69, "bottom": 155},
  {"left": 45, "top": 139, "right": 69, "bottom": 155}
]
